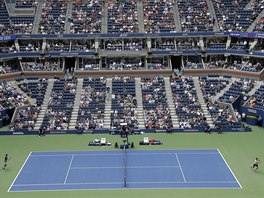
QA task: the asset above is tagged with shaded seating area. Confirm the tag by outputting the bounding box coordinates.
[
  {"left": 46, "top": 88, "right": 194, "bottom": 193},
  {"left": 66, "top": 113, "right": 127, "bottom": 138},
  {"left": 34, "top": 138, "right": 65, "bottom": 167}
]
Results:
[
  {"left": 38, "top": 0, "right": 67, "bottom": 34},
  {"left": 110, "top": 77, "right": 138, "bottom": 130},
  {"left": 9, "top": 16, "right": 35, "bottom": 34},
  {"left": 207, "top": 101, "right": 244, "bottom": 129},
  {"left": 17, "top": 78, "right": 48, "bottom": 105},
  {"left": 41, "top": 78, "right": 77, "bottom": 130},
  {"left": 178, "top": 0, "right": 214, "bottom": 32},
  {"left": 70, "top": 0, "right": 102, "bottom": 34},
  {"left": 142, "top": 76, "right": 173, "bottom": 129},
  {"left": 199, "top": 76, "right": 230, "bottom": 102},
  {"left": 107, "top": 0, "right": 138, "bottom": 33},
  {"left": 0, "top": 81, "right": 30, "bottom": 111},
  {"left": 143, "top": 0, "right": 176, "bottom": 33},
  {"left": 170, "top": 75, "right": 208, "bottom": 129},
  {"left": 219, "top": 79, "right": 255, "bottom": 104},
  {"left": 245, "top": 84, "right": 264, "bottom": 110},
  {"left": 76, "top": 77, "right": 106, "bottom": 130},
  {"left": 11, "top": 105, "right": 40, "bottom": 130}
]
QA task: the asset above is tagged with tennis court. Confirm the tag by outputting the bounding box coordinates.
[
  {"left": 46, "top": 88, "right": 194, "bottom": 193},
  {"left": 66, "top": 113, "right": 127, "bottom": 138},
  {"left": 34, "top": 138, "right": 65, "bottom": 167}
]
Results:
[{"left": 9, "top": 149, "right": 241, "bottom": 192}]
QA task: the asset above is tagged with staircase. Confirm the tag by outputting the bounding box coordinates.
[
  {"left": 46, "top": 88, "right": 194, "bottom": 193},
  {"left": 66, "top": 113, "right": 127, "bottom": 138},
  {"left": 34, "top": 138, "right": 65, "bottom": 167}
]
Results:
[
  {"left": 68, "top": 78, "right": 83, "bottom": 130},
  {"left": 164, "top": 77, "right": 179, "bottom": 128},
  {"left": 103, "top": 78, "right": 112, "bottom": 129},
  {"left": 32, "top": 0, "right": 44, "bottom": 34},
  {"left": 10, "top": 80, "right": 36, "bottom": 104},
  {"left": 64, "top": 0, "right": 73, "bottom": 34},
  {"left": 213, "top": 78, "right": 234, "bottom": 101},
  {"left": 34, "top": 79, "right": 55, "bottom": 130},
  {"left": 101, "top": 1, "right": 108, "bottom": 33},
  {"left": 247, "top": 9, "right": 264, "bottom": 32},
  {"left": 137, "top": 0, "right": 144, "bottom": 33},
  {"left": 207, "top": 0, "right": 220, "bottom": 31},
  {"left": 248, "top": 80, "right": 264, "bottom": 96},
  {"left": 173, "top": 0, "right": 182, "bottom": 32},
  {"left": 192, "top": 77, "right": 214, "bottom": 128},
  {"left": 135, "top": 77, "right": 145, "bottom": 129}
]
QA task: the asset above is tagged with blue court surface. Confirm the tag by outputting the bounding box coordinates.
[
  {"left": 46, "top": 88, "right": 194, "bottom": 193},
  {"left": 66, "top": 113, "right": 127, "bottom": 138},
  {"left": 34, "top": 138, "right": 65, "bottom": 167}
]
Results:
[{"left": 9, "top": 149, "right": 241, "bottom": 192}]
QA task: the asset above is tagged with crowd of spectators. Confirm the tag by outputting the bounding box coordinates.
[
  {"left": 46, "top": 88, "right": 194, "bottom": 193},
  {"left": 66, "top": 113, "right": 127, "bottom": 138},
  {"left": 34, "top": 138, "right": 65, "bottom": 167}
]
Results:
[
  {"left": 245, "top": 84, "right": 264, "bottom": 109},
  {"left": 103, "top": 40, "right": 123, "bottom": 51},
  {"left": 0, "top": 0, "right": 13, "bottom": 36},
  {"left": 176, "top": 38, "right": 200, "bottom": 50},
  {"left": 242, "top": 61, "right": 263, "bottom": 72},
  {"left": 213, "top": 0, "right": 261, "bottom": 32},
  {"left": 142, "top": 76, "right": 173, "bottom": 129},
  {"left": 199, "top": 76, "right": 229, "bottom": 102},
  {"left": 110, "top": 76, "right": 139, "bottom": 130},
  {"left": 103, "top": 57, "right": 145, "bottom": 70},
  {"left": 19, "top": 40, "right": 41, "bottom": 52},
  {"left": 39, "top": 0, "right": 67, "bottom": 34},
  {"left": 70, "top": 0, "right": 102, "bottom": 34},
  {"left": 71, "top": 40, "right": 95, "bottom": 52},
  {"left": 185, "top": 61, "right": 203, "bottom": 69},
  {"left": 124, "top": 39, "right": 145, "bottom": 51},
  {"left": 207, "top": 100, "right": 243, "bottom": 128},
  {"left": 153, "top": 38, "right": 175, "bottom": 50},
  {"left": 147, "top": 57, "right": 169, "bottom": 70},
  {"left": 178, "top": 0, "right": 214, "bottom": 32},
  {"left": 143, "top": 0, "right": 176, "bottom": 33},
  {"left": 219, "top": 79, "right": 255, "bottom": 103},
  {"left": 205, "top": 38, "right": 227, "bottom": 49},
  {"left": 42, "top": 78, "right": 77, "bottom": 131},
  {"left": 21, "top": 58, "right": 62, "bottom": 71},
  {"left": 170, "top": 75, "right": 208, "bottom": 129},
  {"left": 17, "top": 77, "right": 48, "bottom": 105},
  {"left": 0, "top": 41, "right": 16, "bottom": 54},
  {"left": 254, "top": 17, "right": 264, "bottom": 32},
  {"left": 230, "top": 38, "right": 252, "bottom": 51},
  {"left": 76, "top": 77, "right": 106, "bottom": 130},
  {"left": 0, "top": 81, "right": 30, "bottom": 111},
  {"left": 15, "top": 0, "right": 37, "bottom": 8},
  {"left": 11, "top": 105, "right": 40, "bottom": 130},
  {"left": 46, "top": 40, "right": 70, "bottom": 52},
  {"left": 79, "top": 58, "right": 99, "bottom": 70},
  {"left": 10, "top": 16, "right": 34, "bottom": 35},
  {"left": 102, "top": 39, "right": 145, "bottom": 51},
  {"left": 0, "top": 60, "right": 21, "bottom": 74},
  {"left": 108, "top": 0, "right": 138, "bottom": 33}
]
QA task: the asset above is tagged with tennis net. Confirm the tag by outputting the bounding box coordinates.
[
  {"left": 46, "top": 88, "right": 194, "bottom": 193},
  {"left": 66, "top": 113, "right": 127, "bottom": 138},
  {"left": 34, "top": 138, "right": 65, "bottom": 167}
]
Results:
[{"left": 123, "top": 146, "right": 127, "bottom": 187}]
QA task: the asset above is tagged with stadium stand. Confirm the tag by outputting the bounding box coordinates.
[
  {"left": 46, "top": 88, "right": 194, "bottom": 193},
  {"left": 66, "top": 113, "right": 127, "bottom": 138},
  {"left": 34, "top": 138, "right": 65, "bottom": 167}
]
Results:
[
  {"left": 108, "top": 0, "right": 138, "bottom": 33},
  {"left": 0, "top": 0, "right": 264, "bottom": 133},
  {"left": 178, "top": 0, "right": 214, "bottom": 32},
  {"left": 75, "top": 77, "right": 106, "bottom": 130},
  {"left": 38, "top": 0, "right": 67, "bottom": 34},
  {"left": 142, "top": 76, "right": 173, "bottom": 129},
  {"left": 70, "top": 0, "right": 102, "bottom": 34}
]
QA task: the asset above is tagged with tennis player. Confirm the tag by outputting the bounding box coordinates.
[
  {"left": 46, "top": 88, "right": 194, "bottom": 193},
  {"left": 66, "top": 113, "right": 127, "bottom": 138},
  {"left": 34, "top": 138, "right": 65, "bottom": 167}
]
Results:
[
  {"left": 251, "top": 157, "right": 260, "bottom": 171},
  {"left": 2, "top": 154, "right": 8, "bottom": 170}
]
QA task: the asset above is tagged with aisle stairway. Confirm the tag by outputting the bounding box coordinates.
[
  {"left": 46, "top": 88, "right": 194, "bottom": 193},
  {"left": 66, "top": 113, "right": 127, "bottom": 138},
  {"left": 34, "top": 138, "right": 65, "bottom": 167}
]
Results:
[
  {"left": 135, "top": 77, "right": 145, "bottom": 129},
  {"left": 68, "top": 78, "right": 83, "bottom": 130},
  {"left": 192, "top": 77, "right": 214, "bottom": 128},
  {"left": 164, "top": 77, "right": 179, "bottom": 128},
  {"left": 103, "top": 78, "right": 112, "bottom": 129},
  {"left": 34, "top": 79, "right": 54, "bottom": 130}
]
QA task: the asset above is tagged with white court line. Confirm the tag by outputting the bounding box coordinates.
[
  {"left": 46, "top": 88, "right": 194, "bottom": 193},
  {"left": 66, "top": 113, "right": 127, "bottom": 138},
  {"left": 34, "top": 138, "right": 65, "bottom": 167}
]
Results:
[
  {"left": 70, "top": 165, "right": 180, "bottom": 169},
  {"left": 174, "top": 153, "right": 186, "bottom": 183},
  {"left": 30, "top": 152, "right": 219, "bottom": 157},
  {"left": 13, "top": 180, "right": 238, "bottom": 187},
  {"left": 8, "top": 152, "right": 32, "bottom": 192},
  {"left": 64, "top": 155, "right": 74, "bottom": 184},
  {"left": 217, "top": 149, "right": 242, "bottom": 189},
  {"left": 30, "top": 154, "right": 123, "bottom": 157}
]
